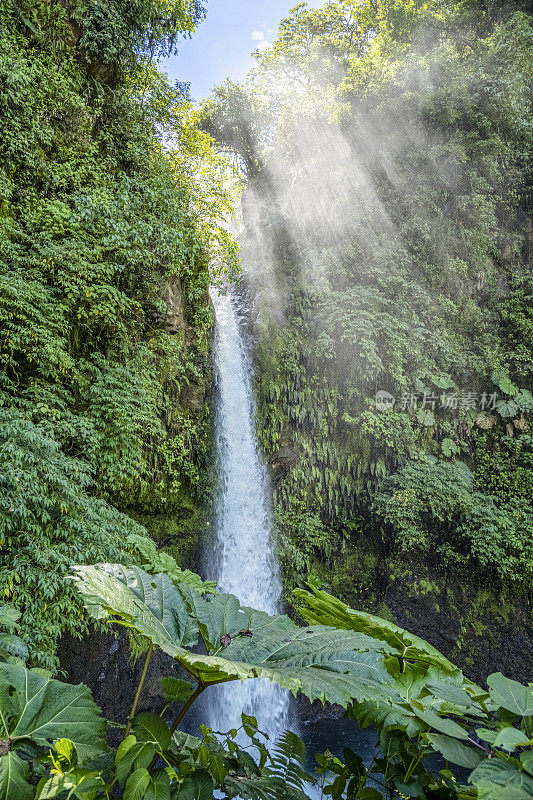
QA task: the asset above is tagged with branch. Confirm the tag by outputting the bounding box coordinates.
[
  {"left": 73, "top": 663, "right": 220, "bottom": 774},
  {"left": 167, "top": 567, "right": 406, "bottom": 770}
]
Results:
[
  {"left": 468, "top": 736, "right": 489, "bottom": 753},
  {"left": 124, "top": 642, "right": 153, "bottom": 739},
  {"left": 169, "top": 683, "right": 206, "bottom": 735},
  {"left": 148, "top": 682, "right": 207, "bottom": 772}
]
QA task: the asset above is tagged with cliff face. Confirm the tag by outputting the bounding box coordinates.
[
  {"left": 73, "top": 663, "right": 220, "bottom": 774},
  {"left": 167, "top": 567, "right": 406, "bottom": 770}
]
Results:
[
  {"left": 233, "top": 266, "right": 533, "bottom": 685},
  {"left": 163, "top": 278, "right": 187, "bottom": 334},
  {"left": 123, "top": 286, "right": 214, "bottom": 576}
]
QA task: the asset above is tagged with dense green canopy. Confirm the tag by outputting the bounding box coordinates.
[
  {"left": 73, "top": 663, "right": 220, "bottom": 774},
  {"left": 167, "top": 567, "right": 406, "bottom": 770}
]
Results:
[
  {"left": 200, "top": 0, "right": 533, "bottom": 620},
  {"left": 0, "top": 0, "right": 237, "bottom": 666}
]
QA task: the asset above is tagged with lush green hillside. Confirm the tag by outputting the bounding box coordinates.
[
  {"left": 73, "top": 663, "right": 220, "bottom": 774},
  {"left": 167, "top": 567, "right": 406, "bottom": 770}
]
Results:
[
  {"left": 0, "top": 0, "right": 237, "bottom": 667},
  {"left": 204, "top": 0, "right": 533, "bottom": 675},
  {"left": 0, "top": 1, "right": 531, "bottom": 798}
]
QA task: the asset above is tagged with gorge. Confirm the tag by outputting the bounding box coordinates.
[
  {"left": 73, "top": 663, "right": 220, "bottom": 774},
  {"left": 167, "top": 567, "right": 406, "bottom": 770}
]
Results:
[{"left": 0, "top": 0, "right": 532, "bottom": 798}]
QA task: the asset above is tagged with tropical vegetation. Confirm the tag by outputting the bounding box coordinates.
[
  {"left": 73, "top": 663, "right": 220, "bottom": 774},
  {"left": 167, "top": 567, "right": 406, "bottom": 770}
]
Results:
[
  {"left": 202, "top": 0, "right": 533, "bottom": 673},
  {"left": 0, "top": 0, "right": 237, "bottom": 668},
  {"left": 0, "top": 0, "right": 531, "bottom": 798},
  {"left": 1, "top": 565, "right": 532, "bottom": 800}
]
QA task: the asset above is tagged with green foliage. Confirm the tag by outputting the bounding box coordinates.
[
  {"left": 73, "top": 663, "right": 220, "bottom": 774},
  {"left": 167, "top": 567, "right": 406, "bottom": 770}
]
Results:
[
  {"left": 372, "top": 455, "right": 533, "bottom": 586},
  {"left": 200, "top": 81, "right": 267, "bottom": 178},
  {"left": 0, "top": 570, "right": 530, "bottom": 799},
  {"left": 0, "top": 602, "right": 28, "bottom": 664},
  {"left": 274, "top": 498, "right": 341, "bottom": 597},
  {"left": 221, "top": 0, "right": 533, "bottom": 602},
  {"left": 299, "top": 581, "right": 533, "bottom": 800},
  {"left": 72, "top": 0, "right": 206, "bottom": 66},
  {"left": 32, "top": 715, "right": 314, "bottom": 800},
  {"left": 0, "top": 407, "right": 140, "bottom": 667},
  {"left": 126, "top": 533, "right": 217, "bottom": 593},
  {"left": 0, "top": 0, "right": 238, "bottom": 666},
  {"left": 0, "top": 661, "right": 106, "bottom": 800},
  {"left": 72, "top": 563, "right": 411, "bottom": 706}
]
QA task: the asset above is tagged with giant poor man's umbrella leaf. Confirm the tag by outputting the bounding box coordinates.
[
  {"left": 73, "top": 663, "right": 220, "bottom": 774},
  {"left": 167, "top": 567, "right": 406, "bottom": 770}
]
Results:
[
  {"left": 0, "top": 661, "right": 106, "bottom": 800},
  {"left": 72, "top": 564, "right": 418, "bottom": 707},
  {"left": 294, "top": 576, "right": 457, "bottom": 673}
]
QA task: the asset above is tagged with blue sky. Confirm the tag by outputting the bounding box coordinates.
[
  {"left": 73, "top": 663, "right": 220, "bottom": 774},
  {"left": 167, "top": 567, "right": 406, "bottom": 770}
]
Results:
[{"left": 161, "top": 0, "right": 299, "bottom": 100}]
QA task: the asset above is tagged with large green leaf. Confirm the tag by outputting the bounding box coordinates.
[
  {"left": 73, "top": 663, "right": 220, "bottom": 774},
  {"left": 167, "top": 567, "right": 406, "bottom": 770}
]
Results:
[
  {"left": 0, "top": 633, "right": 28, "bottom": 662},
  {"left": 426, "top": 734, "right": 484, "bottom": 769},
  {"left": 124, "top": 767, "right": 151, "bottom": 800},
  {"left": 73, "top": 565, "right": 403, "bottom": 707},
  {"left": 0, "top": 662, "right": 106, "bottom": 762},
  {"left": 487, "top": 673, "right": 533, "bottom": 716},
  {"left": 470, "top": 758, "right": 533, "bottom": 799},
  {"left": 176, "top": 770, "right": 215, "bottom": 799},
  {"left": 133, "top": 712, "right": 172, "bottom": 750},
  {"left": 116, "top": 740, "right": 156, "bottom": 786},
  {"left": 522, "top": 752, "right": 533, "bottom": 777},
  {"left": 71, "top": 564, "right": 198, "bottom": 653},
  {"left": 145, "top": 770, "right": 171, "bottom": 800},
  {"left": 425, "top": 673, "right": 485, "bottom": 710},
  {"left": 348, "top": 698, "right": 426, "bottom": 739},
  {"left": 160, "top": 677, "right": 195, "bottom": 705},
  {"left": 0, "top": 662, "right": 106, "bottom": 800},
  {"left": 493, "top": 726, "right": 533, "bottom": 752},
  {"left": 176, "top": 587, "right": 295, "bottom": 653},
  {"left": 350, "top": 664, "right": 481, "bottom": 743},
  {"left": 294, "top": 578, "right": 456, "bottom": 672},
  {"left": 179, "top": 624, "right": 398, "bottom": 706},
  {"left": 0, "top": 751, "right": 32, "bottom": 800},
  {"left": 0, "top": 605, "right": 21, "bottom": 631}
]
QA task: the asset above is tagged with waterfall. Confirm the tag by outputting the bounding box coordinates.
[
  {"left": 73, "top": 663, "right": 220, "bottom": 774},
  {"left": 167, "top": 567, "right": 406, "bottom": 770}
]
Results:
[{"left": 204, "top": 287, "right": 291, "bottom": 742}]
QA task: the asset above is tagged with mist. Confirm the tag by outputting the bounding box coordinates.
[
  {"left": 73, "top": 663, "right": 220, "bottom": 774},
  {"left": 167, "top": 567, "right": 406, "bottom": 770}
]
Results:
[{"left": 217, "top": 13, "right": 508, "bottom": 344}]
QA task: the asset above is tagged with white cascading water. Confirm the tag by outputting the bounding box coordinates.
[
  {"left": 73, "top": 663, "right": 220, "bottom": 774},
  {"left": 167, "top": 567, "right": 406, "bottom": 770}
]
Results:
[{"left": 205, "top": 287, "right": 291, "bottom": 742}]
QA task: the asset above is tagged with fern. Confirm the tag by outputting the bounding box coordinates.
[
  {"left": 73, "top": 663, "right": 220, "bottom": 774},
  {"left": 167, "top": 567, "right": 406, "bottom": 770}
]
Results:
[
  {"left": 269, "top": 731, "right": 313, "bottom": 795},
  {"left": 225, "top": 731, "right": 313, "bottom": 800}
]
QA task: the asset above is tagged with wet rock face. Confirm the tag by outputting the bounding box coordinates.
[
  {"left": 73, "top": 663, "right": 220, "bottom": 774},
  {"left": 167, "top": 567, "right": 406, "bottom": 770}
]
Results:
[
  {"left": 271, "top": 444, "right": 298, "bottom": 484},
  {"left": 163, "top": 277, "right": 186, "bottom": 334},
  {"left": 58, "top": 630, "right": 186, "bottom": 741},
  {"left": 179, "top": 382, "right": 206, "bottom": 412}
]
